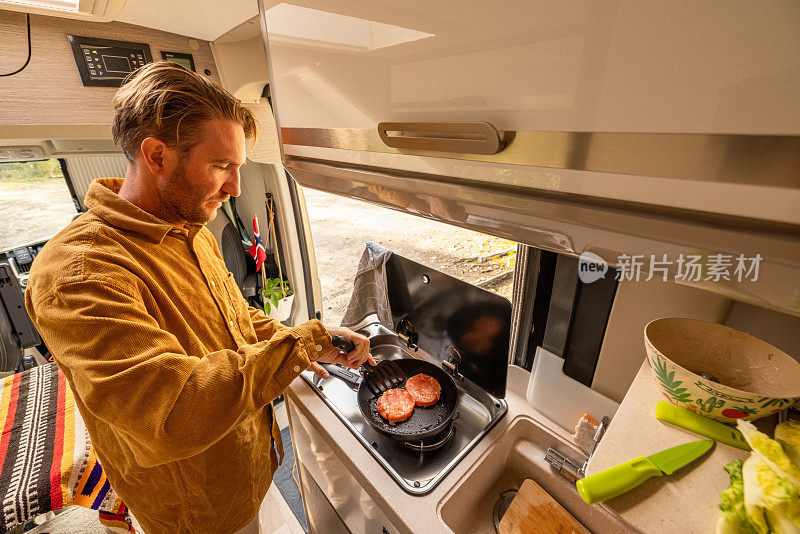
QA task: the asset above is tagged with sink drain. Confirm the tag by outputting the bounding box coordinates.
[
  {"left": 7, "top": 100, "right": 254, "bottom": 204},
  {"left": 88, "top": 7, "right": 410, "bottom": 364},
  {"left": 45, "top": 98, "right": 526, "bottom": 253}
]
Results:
[{"left": 493, "top": 488, "right": 518, "bottom": 533}]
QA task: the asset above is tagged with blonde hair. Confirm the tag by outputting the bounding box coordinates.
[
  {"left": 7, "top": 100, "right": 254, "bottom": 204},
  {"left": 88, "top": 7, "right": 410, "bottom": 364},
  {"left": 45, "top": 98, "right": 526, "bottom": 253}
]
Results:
[{"left": 112, "top": 61, "right": 258, "bottom": 162}]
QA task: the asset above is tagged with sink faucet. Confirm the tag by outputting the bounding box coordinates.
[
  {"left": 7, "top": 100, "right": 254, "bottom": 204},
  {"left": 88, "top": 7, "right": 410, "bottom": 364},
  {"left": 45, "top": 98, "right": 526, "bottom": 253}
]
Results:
[{"left": 545, "top": 416, "right": 610, "bottom": 482}]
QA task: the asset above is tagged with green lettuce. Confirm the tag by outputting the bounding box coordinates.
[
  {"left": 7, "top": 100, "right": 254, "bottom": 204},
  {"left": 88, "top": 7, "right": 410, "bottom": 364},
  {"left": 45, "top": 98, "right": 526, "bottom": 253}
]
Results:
[
  {"left": 717, "top": 459, "right": 759, "bottom": 534},
  {"left": 775, "top": 421, "right": 800, "bottom": 469},
  {"left": 738, "top": 420, "right": 800, "bottom": 486},
  {"left": 719, "top": 421, "right": 800, "bottom": 533},
  {"left": 742, "top": 455, "right": 800, "bottom": 534}
]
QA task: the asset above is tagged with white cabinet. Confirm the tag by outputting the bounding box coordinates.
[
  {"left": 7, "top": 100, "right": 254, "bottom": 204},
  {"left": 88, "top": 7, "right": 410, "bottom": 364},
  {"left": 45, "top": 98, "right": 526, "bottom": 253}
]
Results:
[
  {"left": 266, "top": 1, "right": 799, "bottom": 133},
  {"left": 263, "top": 1, "right": 800, "bottom": 226},
  {"left": 286, "top": 399, "right": 401, "bottom": 534},
  {"left": 262, "top": 1, "right": 800, "bottom": 316}
]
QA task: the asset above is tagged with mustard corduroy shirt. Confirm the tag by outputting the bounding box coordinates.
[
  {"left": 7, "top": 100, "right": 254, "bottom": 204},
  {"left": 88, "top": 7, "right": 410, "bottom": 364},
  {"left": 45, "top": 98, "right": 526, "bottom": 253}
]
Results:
[{"left": 25, "top": 177, "right": 333, "bottom": 533}]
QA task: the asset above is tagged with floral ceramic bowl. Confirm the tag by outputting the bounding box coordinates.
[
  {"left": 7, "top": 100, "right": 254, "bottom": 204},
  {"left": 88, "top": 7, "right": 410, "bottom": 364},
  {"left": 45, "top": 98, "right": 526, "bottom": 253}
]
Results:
[{"left": 644, "top": 317, "right": 800, "bottom": 423}]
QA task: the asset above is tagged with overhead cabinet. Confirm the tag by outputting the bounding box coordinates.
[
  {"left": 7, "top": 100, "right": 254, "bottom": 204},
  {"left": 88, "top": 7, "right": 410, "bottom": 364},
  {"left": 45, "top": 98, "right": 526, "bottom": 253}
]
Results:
[{"left": 262, "top": 0, "right": 800, "bottom": 315}]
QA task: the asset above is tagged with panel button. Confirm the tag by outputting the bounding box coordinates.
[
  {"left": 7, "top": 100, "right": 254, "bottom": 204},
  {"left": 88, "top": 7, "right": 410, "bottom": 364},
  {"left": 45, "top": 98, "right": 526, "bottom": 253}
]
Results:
[
  {"left": 90, "top": 70, "right": 96, "bottom": 75},
  {"left": 315, "top": 344, "right": 323, "bottom": 352},
  {"left": 293, "top": 366, "right": 300, "bottom": 373},
  {"left": 137, "top": 54, "right": 143, "bottom": 59},
  {"left": 83, "top": 49, "right": 90, "bottom": 54}
]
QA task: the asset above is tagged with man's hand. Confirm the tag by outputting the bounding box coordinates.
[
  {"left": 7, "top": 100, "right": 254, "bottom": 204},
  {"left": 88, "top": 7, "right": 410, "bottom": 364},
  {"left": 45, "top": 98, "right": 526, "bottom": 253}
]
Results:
[{"left": 309, "top": 326, "right": 375, "bottom": 379}]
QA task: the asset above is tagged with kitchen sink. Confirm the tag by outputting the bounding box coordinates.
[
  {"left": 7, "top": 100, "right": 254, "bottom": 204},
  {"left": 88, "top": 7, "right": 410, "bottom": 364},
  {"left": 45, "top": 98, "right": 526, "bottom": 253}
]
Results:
[{"left": 438, "top": 416, "right": 633, "bottom": 534}]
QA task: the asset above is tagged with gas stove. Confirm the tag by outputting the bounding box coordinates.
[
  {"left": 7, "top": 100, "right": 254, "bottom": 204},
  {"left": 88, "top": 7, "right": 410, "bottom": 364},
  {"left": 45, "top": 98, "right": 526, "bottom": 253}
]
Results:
[{"left": 302, "top": 321, "right": 507, "bottom": 495}]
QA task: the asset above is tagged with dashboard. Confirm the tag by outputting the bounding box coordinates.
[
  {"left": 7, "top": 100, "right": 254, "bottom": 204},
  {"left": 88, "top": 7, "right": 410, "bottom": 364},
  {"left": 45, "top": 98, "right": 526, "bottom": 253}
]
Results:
[
  {"left": 2, "top": 241, "right": 46, "bottom": 290},
  {"left": 0, "top": 240, "right": 47, "bottom": 349}
]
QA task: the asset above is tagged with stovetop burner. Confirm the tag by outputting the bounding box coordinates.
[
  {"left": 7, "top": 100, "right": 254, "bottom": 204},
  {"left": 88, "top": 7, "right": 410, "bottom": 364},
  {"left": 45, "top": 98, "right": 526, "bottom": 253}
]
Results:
[
  {"left": 402, "top": 421, "right": 456, "bottom": 452},
  {"left": 302, "top": 321, "right": 507, "bottom": 495}
]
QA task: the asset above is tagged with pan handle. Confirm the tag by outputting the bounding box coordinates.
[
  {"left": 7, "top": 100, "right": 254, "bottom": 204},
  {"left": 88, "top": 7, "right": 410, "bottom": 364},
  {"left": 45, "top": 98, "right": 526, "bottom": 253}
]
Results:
[
  {"left": 331, "top": 334, "right": 356, "bottom": 353},
  {"left": 318, "top": 362, "right": 361, "bottom": 389}
]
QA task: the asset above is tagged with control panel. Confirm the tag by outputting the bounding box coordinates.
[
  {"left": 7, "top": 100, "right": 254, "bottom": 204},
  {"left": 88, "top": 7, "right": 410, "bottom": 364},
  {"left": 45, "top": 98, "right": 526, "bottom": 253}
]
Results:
[
  {"left": 161, "top": 51, "right": 196, "bottom": 72},
  {"left": 12, "top": 247, "right": 33, "bottom": 269},
  {"left": 3, "top": 243, "right": 44, "bottom": 280},
  {"left": 68, "top": 35, "right": 153, "bottom": 87}
]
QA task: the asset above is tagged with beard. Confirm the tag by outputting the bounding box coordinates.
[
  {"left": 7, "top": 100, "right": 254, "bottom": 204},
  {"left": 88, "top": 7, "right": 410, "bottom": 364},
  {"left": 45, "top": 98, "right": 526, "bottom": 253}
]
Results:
[{"left": 157, "top": 160, "right": 225, "bottom": 224}]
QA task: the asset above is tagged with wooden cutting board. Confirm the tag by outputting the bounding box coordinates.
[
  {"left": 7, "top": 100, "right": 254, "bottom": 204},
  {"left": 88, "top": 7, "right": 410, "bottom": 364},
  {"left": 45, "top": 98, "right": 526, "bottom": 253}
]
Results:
[{"left": 498, "top": 479, "right": 589, "bottom": 534}]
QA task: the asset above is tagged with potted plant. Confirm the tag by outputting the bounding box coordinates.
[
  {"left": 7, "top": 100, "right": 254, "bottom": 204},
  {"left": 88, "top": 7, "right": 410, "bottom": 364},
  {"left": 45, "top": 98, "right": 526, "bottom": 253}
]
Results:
[{"left": 260, "top": 278, "right": 294, "bottom": 321}]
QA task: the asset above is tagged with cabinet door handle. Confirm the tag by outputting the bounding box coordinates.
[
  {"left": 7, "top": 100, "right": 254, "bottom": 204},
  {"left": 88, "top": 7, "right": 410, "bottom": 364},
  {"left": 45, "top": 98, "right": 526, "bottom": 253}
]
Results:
[{"left": 377, "top": 121, "right": 504, "bottom": 155}]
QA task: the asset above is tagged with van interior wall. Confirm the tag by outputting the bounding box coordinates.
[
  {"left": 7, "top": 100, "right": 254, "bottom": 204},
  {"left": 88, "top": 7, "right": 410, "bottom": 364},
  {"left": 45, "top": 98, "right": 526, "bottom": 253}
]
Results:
[
  {"left": 210, "top": 31, "right": 268, "bottom": 104},
  {"left": 0, "top": 10, "right": 220, "bottom": 131},
  {"left": 591, "top": 280, "right": 800, "bottom": 403}
]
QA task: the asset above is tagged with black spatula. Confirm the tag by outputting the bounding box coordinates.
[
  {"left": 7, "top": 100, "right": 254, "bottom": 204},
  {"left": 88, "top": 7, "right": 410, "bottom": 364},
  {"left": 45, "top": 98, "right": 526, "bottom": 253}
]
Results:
[{"left": 331, "top": 335, "right": 406, "bottom": 395}]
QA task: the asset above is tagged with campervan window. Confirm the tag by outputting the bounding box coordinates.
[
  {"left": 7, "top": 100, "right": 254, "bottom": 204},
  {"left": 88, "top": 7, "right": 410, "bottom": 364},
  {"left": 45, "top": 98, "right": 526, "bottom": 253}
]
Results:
[
  {"left": 303, "top": 188, "right": 516, "bottom": 326},
  {"left": 0, "top": 159, "right": 78, "bottom": 250}
]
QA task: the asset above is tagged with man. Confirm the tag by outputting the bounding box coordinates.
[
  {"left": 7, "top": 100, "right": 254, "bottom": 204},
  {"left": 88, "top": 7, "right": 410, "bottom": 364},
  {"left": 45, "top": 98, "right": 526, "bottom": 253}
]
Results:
[{"left": 25, "top": 62, "right": 373, "bottom": 533}]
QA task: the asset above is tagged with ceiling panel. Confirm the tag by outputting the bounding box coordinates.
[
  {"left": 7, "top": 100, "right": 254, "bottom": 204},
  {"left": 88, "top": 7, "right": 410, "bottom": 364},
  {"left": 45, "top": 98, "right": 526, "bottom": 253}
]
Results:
[{"left": 116, "top": 0, "right": 258, "bottom": 41}]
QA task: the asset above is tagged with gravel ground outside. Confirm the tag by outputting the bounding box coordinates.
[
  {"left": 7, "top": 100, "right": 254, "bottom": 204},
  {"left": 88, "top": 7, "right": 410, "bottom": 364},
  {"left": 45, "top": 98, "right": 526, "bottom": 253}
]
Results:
[
  {"left": 0, "top": 181, "right": 78, "bottom": 250},
  {"left": 303, "top": 188, "right": 516, "bottom": 326}
]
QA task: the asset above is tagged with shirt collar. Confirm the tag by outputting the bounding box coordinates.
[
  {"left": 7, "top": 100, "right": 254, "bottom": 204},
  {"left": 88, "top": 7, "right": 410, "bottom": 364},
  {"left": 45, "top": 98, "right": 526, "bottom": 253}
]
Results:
[{"left": 84, "top": 178, "right": 202, "bottom": 244}]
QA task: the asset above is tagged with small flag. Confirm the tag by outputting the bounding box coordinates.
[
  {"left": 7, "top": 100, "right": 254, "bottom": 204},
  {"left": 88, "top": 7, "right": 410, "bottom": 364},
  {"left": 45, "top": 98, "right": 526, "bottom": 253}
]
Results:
[{"left": 248, "top": 215, "right": 267, "bottom": 272}]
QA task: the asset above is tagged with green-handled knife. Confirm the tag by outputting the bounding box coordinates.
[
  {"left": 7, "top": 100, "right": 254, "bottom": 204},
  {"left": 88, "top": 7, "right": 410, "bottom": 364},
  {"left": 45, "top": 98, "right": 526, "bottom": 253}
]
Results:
[
  {"left": 654, "top": 401, "right": 750, "bottom": 450},
  {"left": 576, "top": 439, "right": 714, "bottom": 504}
]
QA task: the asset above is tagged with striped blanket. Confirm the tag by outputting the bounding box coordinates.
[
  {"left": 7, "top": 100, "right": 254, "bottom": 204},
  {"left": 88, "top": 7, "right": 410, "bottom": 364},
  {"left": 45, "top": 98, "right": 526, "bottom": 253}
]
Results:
[{"left": 0, "top": 363, "right": 133, "bottom": 533}]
